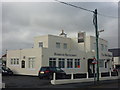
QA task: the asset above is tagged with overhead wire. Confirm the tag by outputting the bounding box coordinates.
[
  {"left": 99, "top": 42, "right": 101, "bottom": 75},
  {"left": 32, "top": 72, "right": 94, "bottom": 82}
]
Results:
[
  {"left": 55, "top": 0, "right": 94, "bottom": 13},
  {"left": 97, "top": 13, "right": 119, "bottom": 18},
  {"left": 55, "top": 0, "right": 119, "bottom": 19}
]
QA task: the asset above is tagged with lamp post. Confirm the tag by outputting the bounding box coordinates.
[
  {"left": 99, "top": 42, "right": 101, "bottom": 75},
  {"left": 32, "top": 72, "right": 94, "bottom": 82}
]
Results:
[
  {"left": 93, "top": 9, "right": 104, "bottom": 82},
  {"left": 93, "top": 9, "right": 100, "bottom": 82}
]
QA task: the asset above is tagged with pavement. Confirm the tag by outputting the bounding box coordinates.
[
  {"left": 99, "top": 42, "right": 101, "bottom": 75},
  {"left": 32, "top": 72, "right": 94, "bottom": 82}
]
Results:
[{"left": 2, "top": 75, "right": 120, "bottom": 88}]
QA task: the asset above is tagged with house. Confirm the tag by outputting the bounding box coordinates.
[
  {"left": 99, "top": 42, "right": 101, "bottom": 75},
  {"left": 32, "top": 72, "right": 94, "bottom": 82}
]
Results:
[{"left": 6, "top": 31, "right": 113, "bottom": 76}]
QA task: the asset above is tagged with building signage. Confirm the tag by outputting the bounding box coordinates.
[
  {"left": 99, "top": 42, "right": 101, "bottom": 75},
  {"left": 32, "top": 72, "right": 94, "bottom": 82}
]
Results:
[
  {"left": 101, "top": 53, "right": 112, "bottom": 57},
  {"left": 54, "top": 53, "right": 77, "bottom": 57},
  {"left": 78, "top": 32, "right": 85, "bottom": 43}
]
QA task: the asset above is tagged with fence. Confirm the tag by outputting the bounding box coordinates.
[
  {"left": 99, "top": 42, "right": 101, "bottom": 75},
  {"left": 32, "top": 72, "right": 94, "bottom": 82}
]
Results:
[{"left": 51, "top": 71, "right": 119, "bottom": 85}]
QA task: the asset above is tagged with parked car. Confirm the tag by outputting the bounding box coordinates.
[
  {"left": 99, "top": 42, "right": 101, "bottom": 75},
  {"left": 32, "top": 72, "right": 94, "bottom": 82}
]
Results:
[
  {"left": 38, "top": 66, "right": 66, "bottom": 79},
  {"left": 113, "top": 68, "right": 120, "bottom": 72},
  {"left": 113, "top": 67, "right": 120, "bottom": 75},
  {"left": 1, "top": 66, "right": 13, "bottom": 76}
]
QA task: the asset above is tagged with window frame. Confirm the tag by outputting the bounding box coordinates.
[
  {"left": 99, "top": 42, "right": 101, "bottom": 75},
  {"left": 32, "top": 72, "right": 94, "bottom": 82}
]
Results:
[
  {"left": 58, "top": 58, "right": 65, "bottom": 68},
  {"left": 56, "top": 42, "right": 60, "bottom": 48},
  {"left": 11, "top": 59, "right": 13, "bottom": 65},
  {"left": 74, "top": 59, "right": 80, "bottom": 68},
  {"left": 28, "top": 57, "right": 35, "bottom": 69},
  {"left": 67, "top": 59, "right": 73, "bottom": 68},
  {"left": 39, "top": 42, "right": 43, "bottom": 48},
  {"left": 63, "top": 43, "right": 67, "bottom": 49},
  {"left": 49, "top": 58, "right": 56, "bottom": 67},
  {"left": 16, "top": 58, "right": 19, "bottom": 65}
]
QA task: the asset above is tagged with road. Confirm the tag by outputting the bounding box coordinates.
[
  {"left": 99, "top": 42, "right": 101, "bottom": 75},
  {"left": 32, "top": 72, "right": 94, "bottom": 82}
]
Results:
[
  {"left": 2, "top": 75, "right": 51, "bottom": 88},
  {"left": 2, "top": 75, "right": 120, "bottom": 88}
]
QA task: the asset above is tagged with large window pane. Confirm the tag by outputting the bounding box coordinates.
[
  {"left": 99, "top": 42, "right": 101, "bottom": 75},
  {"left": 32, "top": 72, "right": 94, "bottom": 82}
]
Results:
[
  {"left": 75, "top": 59, "right": 80, "bottom": 68},
  {"left": 49, "top": 58, "right": 56, "bottom": 67},
  {"left": 28, "top": 58, "right": 35, "bottom": 68},
  {"left": 58, "top": 58, "right": 65, "bottom": 68},
  {"left": 67, "top": 59, "right": 73, "bottom": 68}
]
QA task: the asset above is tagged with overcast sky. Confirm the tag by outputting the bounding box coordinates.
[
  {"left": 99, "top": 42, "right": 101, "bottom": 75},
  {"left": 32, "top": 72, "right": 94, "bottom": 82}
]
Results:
[{"left": 1, "top": 1, "right": 119, "bottom": 57}]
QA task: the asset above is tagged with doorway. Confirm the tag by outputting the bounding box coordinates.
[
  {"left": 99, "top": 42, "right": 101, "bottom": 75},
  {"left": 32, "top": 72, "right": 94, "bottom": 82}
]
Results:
[{"left": 21, "top": 60, "right": 25, "bottom": 68}]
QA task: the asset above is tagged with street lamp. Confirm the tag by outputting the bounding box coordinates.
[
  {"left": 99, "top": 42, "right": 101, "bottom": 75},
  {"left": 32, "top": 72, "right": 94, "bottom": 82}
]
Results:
[
  {"left": 98, "top": 30, "right": 104, "bottom": 35},
  {"left": 96, "top": 29, "right": 104, "bottom": 82}
]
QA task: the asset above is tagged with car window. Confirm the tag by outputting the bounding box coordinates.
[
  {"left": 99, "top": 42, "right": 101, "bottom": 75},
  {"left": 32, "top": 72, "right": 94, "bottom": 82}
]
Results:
[
  {"left": 49, "top": 67, "right": 56, "bottom": 71},
  {"left": 40, "top": 67, "right": 47, "bottom": 71},
  {"left": 50, "top": 67, "right": 63, "bottom": 72},
  {"left": 2, "top": 67, "right": 10, "bottom": 70},
  {"left": 56, "top": 67, "right": 62, "bottom": 71},
  {"left": 6, "top": 67, "right": 10, "bottom": 70}
]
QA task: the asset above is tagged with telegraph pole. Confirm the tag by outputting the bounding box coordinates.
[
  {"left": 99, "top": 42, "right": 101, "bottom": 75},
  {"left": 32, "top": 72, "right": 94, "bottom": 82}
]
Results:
[
  {"left": 55, "top": 0, "right": 100, "bottom": 82},
  {"left": 94, "top": 9, "right": 99, "bottom": 81}
]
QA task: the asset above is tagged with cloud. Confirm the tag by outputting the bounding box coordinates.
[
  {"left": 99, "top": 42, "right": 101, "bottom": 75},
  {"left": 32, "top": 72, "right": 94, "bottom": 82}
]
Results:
[{"left": 1, "top": 2, "right": 118, "bottom": 56}]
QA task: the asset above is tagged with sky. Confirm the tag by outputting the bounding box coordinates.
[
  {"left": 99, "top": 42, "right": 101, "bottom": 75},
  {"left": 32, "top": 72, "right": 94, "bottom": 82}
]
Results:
[{"left": 0, "top": 0, "right": 119, "bottom": 57}]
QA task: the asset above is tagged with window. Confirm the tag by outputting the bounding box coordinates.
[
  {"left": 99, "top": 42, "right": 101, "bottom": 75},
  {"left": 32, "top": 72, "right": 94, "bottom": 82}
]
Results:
[
  {"left": 67, "top": 59, "right": 73, "bottom": 68},
  {"left": 23, "top": 56, "right": 25, "bottom": 59},
  {"left": 101, "top": 44, "right": 104, "bottom": 51},
  {"left": 75, "top": 59, "right": 80, "bottom": 68},
  {"left": 56, "top": 42, "right": 60, "bottom": 48},
  {"left": 21, "top": 60, "right": 25, "bottom": 68},
  {"left": 49, "top": 58, "right": 56, "bottom": 67},
  {"left": 17, "top": 59, "right": 19, "bottom": 64},
  {"left": 11, "top": 59, "right": 13, "bottom": 65},
  {"left": 11, "top": 58, "right": 19, "bottom": 65},
  {"left": 63, "top": 43, "right": 67, "bottom": 49},
  {"left": 93, "top": 43, "right": 96, "bottom": 51},
  {"left": 105, "top": 62, "right": 107, "bottom": 68},
  {"left": 28, "top": 57, "right": 35, "bottom": 68},
  {"left": 58, "top": 58, "right": 65, "bottom": 68},
  {"left": 14, "top": 59, "right": 16, "bottom": 64},
  {"left": 39, "top": 42, "right": 43, "bottom": 48},
  {"left": 99, "top": 59, "right": 104, "bottom": 67},
  {"left": 105, "top": 45, "right": 107, "bottom": 51}
]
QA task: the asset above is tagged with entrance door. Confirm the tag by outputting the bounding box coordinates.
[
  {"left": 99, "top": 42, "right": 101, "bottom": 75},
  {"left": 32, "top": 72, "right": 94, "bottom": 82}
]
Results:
[
  {"left": 88, "top": 59, "right": 94, "bottom": 74},
  {"left": 21, "top": 60, "right": 25, "bottom": 68}
]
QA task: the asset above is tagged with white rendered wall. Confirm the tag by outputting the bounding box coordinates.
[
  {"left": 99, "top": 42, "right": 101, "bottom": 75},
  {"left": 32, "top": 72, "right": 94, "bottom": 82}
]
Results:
[{"left": 7, "top": 48, "right": 42, "bottom": 76}]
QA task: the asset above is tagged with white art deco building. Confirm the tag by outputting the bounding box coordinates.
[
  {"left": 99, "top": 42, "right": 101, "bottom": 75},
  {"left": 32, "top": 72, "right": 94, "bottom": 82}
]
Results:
[{"left": 7, "top": 31, "right": 112, "bottom": 76}]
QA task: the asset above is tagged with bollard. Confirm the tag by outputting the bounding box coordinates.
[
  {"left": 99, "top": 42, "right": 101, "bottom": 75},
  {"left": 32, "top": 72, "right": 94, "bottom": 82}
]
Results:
[
  {"left": 86, "top": 72, "right": 89, "bottom": 79},
  {"left": 109, "top": 71, "right": 111, "bottom": 77},
  {"left": 71, "top": 73, "right": 74, "bottom": 80},
  {"left": 99, "top": 72, "right": 101, "bottom": 78},
  {"left": 53, "top": 73, "right": 56, "bottom": 80}
]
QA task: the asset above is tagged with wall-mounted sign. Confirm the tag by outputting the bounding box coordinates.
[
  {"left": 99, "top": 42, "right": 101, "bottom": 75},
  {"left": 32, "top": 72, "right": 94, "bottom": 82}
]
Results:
[
  {"left": 54, "top": 53, "right": 77, "bottom": 57},
  {"left": 78, "top": 32, "right": 85, "bottom": 43},
  {"left": 101, "top": 53, "right": 112, "bottom": 57}
]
